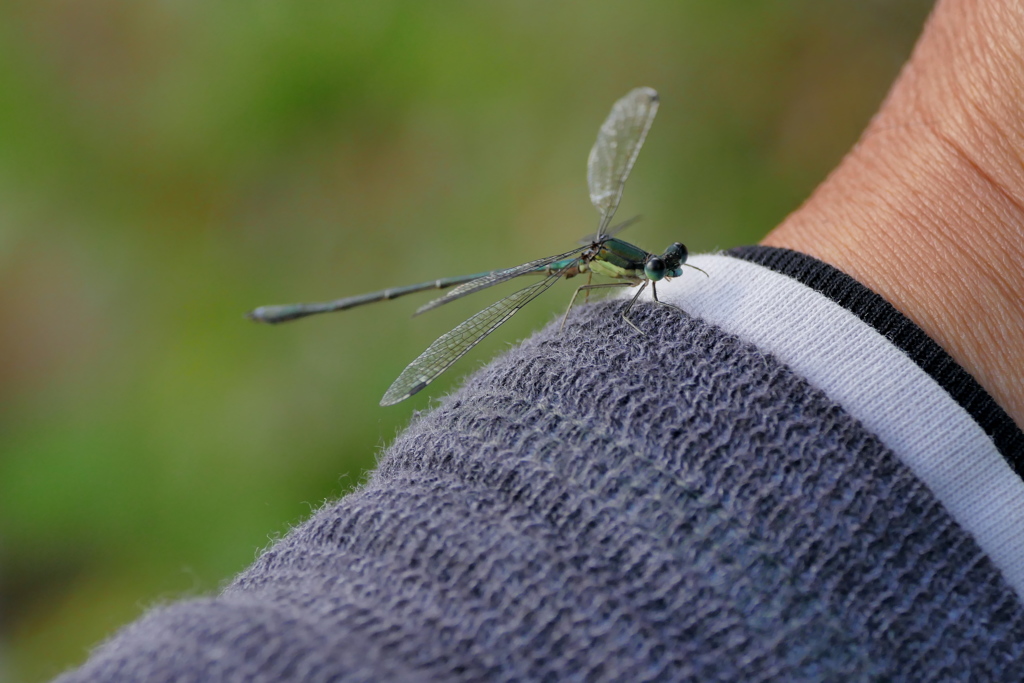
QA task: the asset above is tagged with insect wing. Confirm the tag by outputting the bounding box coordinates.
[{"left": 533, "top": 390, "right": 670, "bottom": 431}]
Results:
[
  {"left": 381, "top": 267, "right": 569, "bottom": 405},
  {"left": 414, "top": 246, "right": 584, "bottom": 316},
  {"left": 587, "top": 87, "right": 659, "bottom": 238}
]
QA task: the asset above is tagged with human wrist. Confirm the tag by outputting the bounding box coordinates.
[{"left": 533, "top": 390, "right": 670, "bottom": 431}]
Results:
[{"left": 763, "top": 0, "right": 1024, "bottom": 428}]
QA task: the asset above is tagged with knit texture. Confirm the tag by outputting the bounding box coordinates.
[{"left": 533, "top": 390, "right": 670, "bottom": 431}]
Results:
[{"left": 57, "top": 302, "right": 1024, "bottom": 682}]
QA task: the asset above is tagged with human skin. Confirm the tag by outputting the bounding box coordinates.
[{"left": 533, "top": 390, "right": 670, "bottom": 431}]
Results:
[{"left": 763, "top": 0, "right": 1024, "bottom": 429}]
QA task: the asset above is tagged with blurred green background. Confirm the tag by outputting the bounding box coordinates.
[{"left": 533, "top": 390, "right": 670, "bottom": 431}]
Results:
[{"left": 0, "top": 1, "right": 931, "bottom": 680}]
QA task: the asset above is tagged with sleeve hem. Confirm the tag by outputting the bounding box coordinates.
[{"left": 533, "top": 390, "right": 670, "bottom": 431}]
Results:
[{"left": 641, "top": 246, "right": 1024, "bottom": 599}]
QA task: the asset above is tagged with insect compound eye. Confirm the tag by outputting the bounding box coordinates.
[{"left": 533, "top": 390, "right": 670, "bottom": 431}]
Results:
[
  {"left": 672, "top": 242, "right": 688, "bottom": 264},
  {"left": 660, "top": 242, "right": 687, "bottom": 268},
  {"left": 645, "top": 256, "right": 666, "bottom": 281},
  {"left": 668, "top": 267, "right": 683, "bottom": 278}
]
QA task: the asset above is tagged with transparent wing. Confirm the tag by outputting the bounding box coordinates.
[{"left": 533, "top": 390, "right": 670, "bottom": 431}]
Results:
[
  {"left": 576, "top": 214, "right": 642, "bottom": 245},
  {"left": 414, "top": 246, "right": 584, "bottom": 316},
  {"left": 381, "top": 267, "right": 569, "bottom": 405},
  {"left": 587, "top": 87, "right": 659, "bottom": 238}
]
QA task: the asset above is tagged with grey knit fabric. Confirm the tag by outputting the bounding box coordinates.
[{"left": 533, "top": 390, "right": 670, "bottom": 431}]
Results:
[{"left": 57, "top": 302, "right": 1024, "bottom": 682}]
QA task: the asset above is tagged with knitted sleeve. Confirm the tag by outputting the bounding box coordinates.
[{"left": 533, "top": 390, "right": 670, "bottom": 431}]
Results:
[{"left": 56, "top": 247, "right": 1024, "bottom": 682}]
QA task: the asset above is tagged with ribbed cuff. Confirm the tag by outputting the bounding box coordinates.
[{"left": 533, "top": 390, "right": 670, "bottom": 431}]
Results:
[{"left": 635, "top": 246, "right": 1024, "bottom": 599}]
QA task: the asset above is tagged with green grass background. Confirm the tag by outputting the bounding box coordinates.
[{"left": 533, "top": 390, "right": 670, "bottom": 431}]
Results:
[{"left": 0, "top": 1, "right": 931, "bottom": 680}]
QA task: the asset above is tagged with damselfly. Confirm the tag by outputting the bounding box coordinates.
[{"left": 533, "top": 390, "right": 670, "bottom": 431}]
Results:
[{"left": 249, "top": 87, "right": 705, "bottom": 405}]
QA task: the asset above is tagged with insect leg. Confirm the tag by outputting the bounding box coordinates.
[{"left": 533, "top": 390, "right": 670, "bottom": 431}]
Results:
[
  {"left": 560, "top": 282, "right": 635, "bottom": 332},
  {"left": 620, "top": 281, "right": 650, "bottom": 335},
  {"left": 651, "top": 281, "right": 684, "bottom": 315}
]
